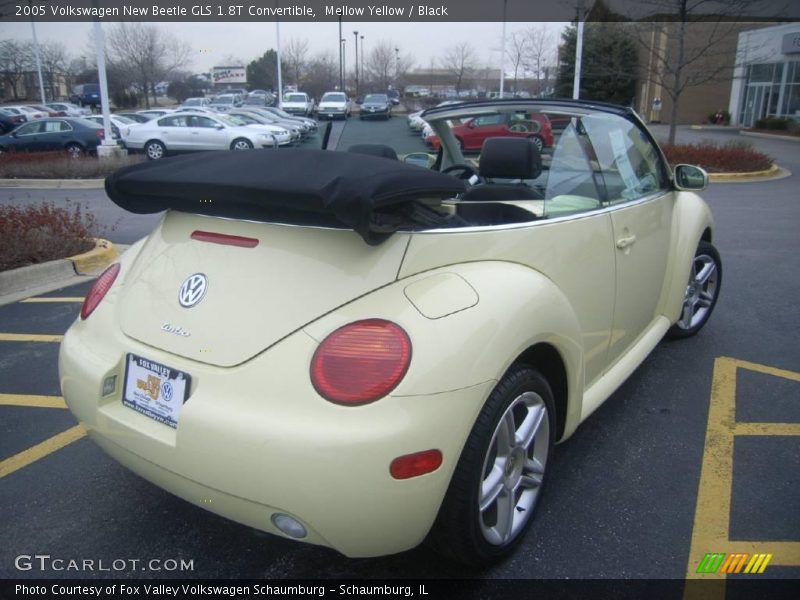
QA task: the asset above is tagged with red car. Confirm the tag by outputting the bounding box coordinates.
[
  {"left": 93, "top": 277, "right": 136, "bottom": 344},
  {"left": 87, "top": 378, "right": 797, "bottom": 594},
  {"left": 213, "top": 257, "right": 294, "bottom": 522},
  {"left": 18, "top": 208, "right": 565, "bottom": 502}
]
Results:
[{"left": 425, "top": 112, "right": 554, "bottom": 153}]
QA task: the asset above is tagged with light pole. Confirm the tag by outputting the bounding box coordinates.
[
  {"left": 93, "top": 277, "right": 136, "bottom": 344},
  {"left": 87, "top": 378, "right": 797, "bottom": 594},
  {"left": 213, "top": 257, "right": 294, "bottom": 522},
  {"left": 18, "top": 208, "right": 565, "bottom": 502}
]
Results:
[
  {"left": 28, "top": 0, "right": 46, "bottom": 104},
  {"left": 360, "top": 35, "right": 365, "bottom": 88},
  {"left": 338, "top": 17, "right": 343, "bottom": 91},
  {"left": 395, "top": 47, "right": 400, "bottom": 84},
  {"left": 341, "top": 39, "right": 347, "bottom": 92},
  {"left": 353, "top": 30, "right": 359, "bottom": 96},
  {"left": 499, "top": 0, "right": 508, "bottom": 98},
  {"left": 573, "top": 0, "right": 585, "bottom": 100}
]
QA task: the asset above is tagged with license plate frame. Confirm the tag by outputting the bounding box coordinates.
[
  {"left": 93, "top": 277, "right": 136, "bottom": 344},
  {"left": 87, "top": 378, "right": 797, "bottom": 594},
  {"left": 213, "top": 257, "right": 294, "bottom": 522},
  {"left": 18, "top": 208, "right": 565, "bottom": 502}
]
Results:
[{"left": 122, "top": 354, "right": 191, "bottom": 429}]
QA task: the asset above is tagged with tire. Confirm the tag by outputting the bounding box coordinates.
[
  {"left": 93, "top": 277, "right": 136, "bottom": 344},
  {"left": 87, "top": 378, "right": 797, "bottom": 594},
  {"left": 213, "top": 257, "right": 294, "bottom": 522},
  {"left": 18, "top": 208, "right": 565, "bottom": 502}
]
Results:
[
  {"left": 65, "top": 143, "right": 84, "bottom": 158},
  {"left": 667, "top": 241, "right": 722, "bottom": 339},
  {"left": 427, "top": 365, "right": 555, "bottom": 566},
  {"left": 144, "top": 140, "right": 166, "bottom": 160},
  {"left": 528, "top": 135, "right": 544, "bottom": 152},
  {"left": 231, "top": 138, "right": 254, "bottom": 150}
]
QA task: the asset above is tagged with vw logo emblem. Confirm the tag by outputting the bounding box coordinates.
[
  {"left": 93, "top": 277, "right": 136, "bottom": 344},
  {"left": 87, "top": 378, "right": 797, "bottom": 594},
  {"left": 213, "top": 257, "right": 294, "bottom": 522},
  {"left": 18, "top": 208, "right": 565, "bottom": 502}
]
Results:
[{"left": 178, "top": 273, "right": 208, "bottom": 308}]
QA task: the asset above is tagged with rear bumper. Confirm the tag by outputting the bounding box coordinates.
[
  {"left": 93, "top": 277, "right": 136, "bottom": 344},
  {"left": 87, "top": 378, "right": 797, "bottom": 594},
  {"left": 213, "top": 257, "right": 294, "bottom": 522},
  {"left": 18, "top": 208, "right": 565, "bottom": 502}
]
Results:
[{"left": 59, "top": 319, "right": 491, "bottom": 557}]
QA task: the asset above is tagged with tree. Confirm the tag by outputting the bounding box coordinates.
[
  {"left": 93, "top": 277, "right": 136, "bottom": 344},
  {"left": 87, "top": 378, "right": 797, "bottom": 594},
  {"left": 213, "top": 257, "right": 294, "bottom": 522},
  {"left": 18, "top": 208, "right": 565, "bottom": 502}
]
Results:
[
  {"left": 283, "top": 37, "right": 310, "bottom": 87},
  {"left": 627, "top": 0, "right": 763, "bottom": 144},
  {"left": 363, "top": 40, "right": 413, "bottom": 91},
  {"left": 0, "top": 40, "right": 31, "bottom": 100},
  {"left": 302, "top": 52, "right": 339, "bottom": 99},
  {"left": 246, "top": 50, "right": 281, "bottom": 91},
  {"left": 442, "top": 42, "right": 475, "bottom": 94},
  {"left": 524, "top": 24, "right": 556, "bottom": 97},
  {"left": 555, "top": 23, "right": 638, "bottom": 106},
  {"left": 505, "top": 31, "right": 529, "bottom": 93},
  {"left": 104, "top": 23, "right": 191, "bottom": 109}
]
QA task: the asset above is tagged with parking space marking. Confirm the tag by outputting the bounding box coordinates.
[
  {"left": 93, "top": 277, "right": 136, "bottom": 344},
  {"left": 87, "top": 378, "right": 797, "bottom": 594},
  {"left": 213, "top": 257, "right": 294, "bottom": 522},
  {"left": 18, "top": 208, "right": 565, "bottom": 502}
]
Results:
[
  {"left": 0, "top": 394, "right": 67, "bottom": 409},
  {"left": 20, "top": 297, "right": 84, "bottom": 303},
  {"left": 685, "top": 356, "right": 800, "bottom": 597},
  {"left": 0, "top": 424, "right": 85, "bottom": 479},
  {"left": 0, "top": 333, "right": 63, "bottom": 342}
]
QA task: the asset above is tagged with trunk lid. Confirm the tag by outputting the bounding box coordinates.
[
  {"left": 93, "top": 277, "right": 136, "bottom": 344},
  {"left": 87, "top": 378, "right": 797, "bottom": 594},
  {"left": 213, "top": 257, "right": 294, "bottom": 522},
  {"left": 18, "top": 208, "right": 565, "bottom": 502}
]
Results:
[{"left": 118, "top": 212, "right": 409, "bottom": 367}]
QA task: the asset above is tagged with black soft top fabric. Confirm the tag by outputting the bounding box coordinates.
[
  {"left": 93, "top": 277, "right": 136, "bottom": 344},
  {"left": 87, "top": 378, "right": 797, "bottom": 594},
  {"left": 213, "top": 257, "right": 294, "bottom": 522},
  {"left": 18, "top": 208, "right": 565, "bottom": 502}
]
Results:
[{"left": 105, "top": 149, "right": 465, "bottom": 244}]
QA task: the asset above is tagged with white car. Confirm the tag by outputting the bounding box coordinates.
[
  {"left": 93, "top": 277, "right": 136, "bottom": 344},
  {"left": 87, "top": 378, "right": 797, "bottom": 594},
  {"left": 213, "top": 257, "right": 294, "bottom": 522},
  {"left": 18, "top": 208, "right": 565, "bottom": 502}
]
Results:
[
  {"left": 84, "top": 114, "right": 141, "bottom": 144},
  {"left": 317, "top": 91, "right": 350, "bottom": 120},
  {"left": 61, "top": 100, "right": 720, "bottom": 565},
  {"left": 46, "top": 102, "right": 92, "bottom": 117},
  {"left": 281, "top": 92, "right": 314, "bottom": 117},
  {"left": 124, "top": 111, "right": 291, "bottom": 159},
  {"left": 181, "top": 97, "right": 211, "bottom": 109},
  {"left": 10, "top": 105, "right": 48, "bottom": 120}
]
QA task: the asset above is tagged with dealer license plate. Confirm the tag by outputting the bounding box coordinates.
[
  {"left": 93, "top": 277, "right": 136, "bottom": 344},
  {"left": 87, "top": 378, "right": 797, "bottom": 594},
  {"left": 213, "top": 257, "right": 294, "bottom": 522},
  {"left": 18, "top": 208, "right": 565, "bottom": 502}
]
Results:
[{"left": 123, "top": 354, "right": 191, "bottom": 428}]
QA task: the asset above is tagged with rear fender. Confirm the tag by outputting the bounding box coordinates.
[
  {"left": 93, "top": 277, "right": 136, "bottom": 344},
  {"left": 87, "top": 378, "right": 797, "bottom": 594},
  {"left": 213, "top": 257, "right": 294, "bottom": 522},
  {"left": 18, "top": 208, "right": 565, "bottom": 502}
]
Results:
[{"left": 304, "top": 261, "right": 585, "bottom": 440}]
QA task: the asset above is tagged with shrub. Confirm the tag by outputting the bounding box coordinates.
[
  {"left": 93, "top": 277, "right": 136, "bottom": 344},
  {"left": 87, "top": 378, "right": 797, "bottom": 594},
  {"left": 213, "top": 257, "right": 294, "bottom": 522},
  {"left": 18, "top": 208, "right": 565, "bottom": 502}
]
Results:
[
  {"left": 660, "top": 140, "right": 773, "bottom": 173},
  {"left": 0, "top": 201, "right": 110, "bottom": 271},
  {"left": 754, "top": 116, "right": 790, "bottom": 130},
  {"left": 0, "top": 150, "right": 144, "bottom": 179}
]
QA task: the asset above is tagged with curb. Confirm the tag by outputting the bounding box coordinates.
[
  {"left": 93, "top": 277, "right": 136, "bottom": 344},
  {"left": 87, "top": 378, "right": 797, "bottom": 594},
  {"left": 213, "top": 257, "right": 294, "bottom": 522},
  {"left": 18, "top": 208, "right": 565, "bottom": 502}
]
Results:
[
  {"left": 0, "top": 238, "right": 118, "bottom": 297},
  {"left": 709, "top": 163, "right": 790, "bottom": 183},
  {"left": 740, "top": 130, "right": 800, "bottom": 143},
  {"left": 0, "top": 178, "right": 105, "bottom": 189}
]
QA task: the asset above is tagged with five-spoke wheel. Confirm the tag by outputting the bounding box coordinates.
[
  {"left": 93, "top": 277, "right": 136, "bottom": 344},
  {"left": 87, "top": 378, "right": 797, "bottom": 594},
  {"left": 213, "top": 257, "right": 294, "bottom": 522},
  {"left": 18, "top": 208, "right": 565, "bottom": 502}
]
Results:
[{"left": 668, "top": 240, "right": 722, "bottom": 338}]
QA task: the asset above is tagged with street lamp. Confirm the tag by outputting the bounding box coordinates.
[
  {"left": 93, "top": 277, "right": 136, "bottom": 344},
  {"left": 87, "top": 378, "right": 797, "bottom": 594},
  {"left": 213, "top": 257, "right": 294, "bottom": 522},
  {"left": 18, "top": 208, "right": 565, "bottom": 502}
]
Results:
[
  {"left": 353, "top": 30, "right": 359, "bottom": 96},
  {"left": 341, "top": 39, "right": 347, "bottom": 92},
  {"left": 395, "top": 47, "right": 400, "bottom": 82},
  {"left": 360, "top": 35, "right": 365, "bottom": 86},
  {"left": 499, "top": 0, "right": 508, "bottom": 97},
  {"left": 337, "top": 17, "right": 345, "bottom": 91},
  {"left": 28, "top": 0, "right": 46, "bottom": 104}
]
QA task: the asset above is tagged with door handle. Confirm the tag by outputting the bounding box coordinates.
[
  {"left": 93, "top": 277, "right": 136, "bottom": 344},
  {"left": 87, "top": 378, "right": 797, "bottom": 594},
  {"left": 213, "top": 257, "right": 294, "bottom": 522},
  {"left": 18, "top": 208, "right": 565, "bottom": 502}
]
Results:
[{"left": 616, "top": 235, "right": 637, "bottom": 249}]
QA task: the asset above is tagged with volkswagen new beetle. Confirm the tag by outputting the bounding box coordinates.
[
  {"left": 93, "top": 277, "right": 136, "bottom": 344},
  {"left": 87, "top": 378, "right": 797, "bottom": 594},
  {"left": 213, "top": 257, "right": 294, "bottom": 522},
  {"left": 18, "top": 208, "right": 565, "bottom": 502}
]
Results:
[{"left": 59, "top": 100, "right": 721, "bottom": 565}]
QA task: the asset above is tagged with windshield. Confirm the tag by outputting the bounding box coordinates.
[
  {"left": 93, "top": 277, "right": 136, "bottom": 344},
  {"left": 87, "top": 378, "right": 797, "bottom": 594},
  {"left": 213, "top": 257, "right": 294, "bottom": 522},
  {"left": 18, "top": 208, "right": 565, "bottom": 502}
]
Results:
[
  {"left": 184, "top": 98, "right": 204, "bottom": 106},
  {"left": 214, "top": 95, "right": 235, "bottom": 104},
  {"left": 322, "top": 93, "right": 346, "bottom": 102},
  {"left": 364, "top": 95, "right": 388, "bottom": 103}
]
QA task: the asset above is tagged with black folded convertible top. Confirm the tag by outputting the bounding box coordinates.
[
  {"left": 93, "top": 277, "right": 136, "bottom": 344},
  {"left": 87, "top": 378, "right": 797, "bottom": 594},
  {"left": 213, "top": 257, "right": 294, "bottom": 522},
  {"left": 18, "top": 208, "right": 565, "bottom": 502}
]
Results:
[{"left": 105, "top": 149, "right": 465, "bottom": 244}]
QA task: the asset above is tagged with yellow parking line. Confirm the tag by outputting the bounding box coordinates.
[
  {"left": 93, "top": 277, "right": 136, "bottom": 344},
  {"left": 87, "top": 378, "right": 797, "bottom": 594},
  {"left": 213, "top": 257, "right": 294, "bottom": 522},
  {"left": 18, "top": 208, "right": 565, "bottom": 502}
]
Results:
[
  {"left": 685, "top": 356, "right": 800, "bottom": 599},
  {"left": 0, "top": 425, "right": 86, "bottom": 479},
  {"left": 21, "top": 297, "right": 84, "bottom": 303},
  {"left": 0, "top": 394, "right": 67, "bottom": 409},
  {"left": 734, "top": 422, "right": 800, "bottom": 436},
  {"left": 0, "top": 333, "right": 63, "bottom": 343}
]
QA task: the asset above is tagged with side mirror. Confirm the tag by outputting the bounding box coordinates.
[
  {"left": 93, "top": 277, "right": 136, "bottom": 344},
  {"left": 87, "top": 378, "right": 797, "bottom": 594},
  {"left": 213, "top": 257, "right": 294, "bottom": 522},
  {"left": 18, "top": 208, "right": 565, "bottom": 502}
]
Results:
[
  {"left": 674, "top": 164, "right": 709, "bottom": 191},
  {"left": 403, "top": 152, "right": 434, "bottom": 169},
  {"left": 215, "top": 124, "right": 224, "bottom": 130},
  {"left": 467, "top": 120, "right": 476, "bottom": 129}
]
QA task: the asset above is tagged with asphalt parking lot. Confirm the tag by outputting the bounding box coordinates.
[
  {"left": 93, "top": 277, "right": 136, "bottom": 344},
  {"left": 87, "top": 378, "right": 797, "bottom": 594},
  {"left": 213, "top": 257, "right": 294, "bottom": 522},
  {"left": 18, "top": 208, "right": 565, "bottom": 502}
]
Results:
[{"left": 0, "top": 119, "right": 798, "bottom": 585}]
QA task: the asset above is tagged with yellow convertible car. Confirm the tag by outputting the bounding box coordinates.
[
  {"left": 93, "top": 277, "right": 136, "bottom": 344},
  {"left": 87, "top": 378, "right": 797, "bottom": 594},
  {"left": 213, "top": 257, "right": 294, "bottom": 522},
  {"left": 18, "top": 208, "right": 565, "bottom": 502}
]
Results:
[{"left": 59, "top": 100, "right": 720, "bottom": 565}]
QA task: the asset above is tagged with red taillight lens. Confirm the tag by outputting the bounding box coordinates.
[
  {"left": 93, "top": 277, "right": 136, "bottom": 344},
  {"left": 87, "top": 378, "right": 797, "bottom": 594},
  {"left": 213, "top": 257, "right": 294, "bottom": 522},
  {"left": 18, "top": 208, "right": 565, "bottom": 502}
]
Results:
[
  {"left": 80, "top": 263, "right": 120, "bottom": 320},
  {"left": 96, "top": 129, "right": 104, "bottom": 139},
  {"left": 390, "top": 450, "right": 443, "bottom": 480},
  {"left": 310, "top": 319, "right": 411, "bottom": 405}
]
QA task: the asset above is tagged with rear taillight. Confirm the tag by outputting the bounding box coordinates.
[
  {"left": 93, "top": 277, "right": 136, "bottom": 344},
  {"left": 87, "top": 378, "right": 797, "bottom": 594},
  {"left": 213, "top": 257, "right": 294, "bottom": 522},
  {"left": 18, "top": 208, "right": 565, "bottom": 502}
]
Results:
[
  {"left": 80, "top": 263, "right": 120, "bottom": 320},
  {"left": 96, "top": 129, "right": 105, "bottom": 139},
  {"left": 310, "top": 319, "right": 411, "bottom": 406}
]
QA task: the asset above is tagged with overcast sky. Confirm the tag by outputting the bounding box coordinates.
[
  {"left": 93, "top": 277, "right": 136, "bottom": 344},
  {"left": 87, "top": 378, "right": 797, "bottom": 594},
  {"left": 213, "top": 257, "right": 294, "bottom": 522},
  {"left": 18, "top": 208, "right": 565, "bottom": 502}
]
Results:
[{"left": 1, "top": 21, "right": 567, "bottom": 74}]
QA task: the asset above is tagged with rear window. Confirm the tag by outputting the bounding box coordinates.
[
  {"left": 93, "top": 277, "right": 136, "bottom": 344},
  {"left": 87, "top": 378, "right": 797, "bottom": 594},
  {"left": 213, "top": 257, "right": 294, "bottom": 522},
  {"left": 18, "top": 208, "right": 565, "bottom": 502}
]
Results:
[
  {"left": 322, "top": 93, "right": 346, "bottom": 102},
  {"left": 285, "top": 94, "right": 307, "bottom": 102}
]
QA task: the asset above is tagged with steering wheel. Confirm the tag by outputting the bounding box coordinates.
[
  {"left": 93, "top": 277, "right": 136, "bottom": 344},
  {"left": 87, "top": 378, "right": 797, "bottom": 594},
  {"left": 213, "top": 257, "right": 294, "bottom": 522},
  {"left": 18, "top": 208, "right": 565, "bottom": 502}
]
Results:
[{"left": 442, "top": 164, "right": 480, "bottom": 181}]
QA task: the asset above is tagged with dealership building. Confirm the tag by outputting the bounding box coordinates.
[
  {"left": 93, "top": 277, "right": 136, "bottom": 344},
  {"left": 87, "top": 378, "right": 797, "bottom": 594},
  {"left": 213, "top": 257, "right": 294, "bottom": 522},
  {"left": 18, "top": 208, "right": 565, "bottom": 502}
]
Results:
[{"left": 730, "top": 23, "right": 800, "bottom": 127}]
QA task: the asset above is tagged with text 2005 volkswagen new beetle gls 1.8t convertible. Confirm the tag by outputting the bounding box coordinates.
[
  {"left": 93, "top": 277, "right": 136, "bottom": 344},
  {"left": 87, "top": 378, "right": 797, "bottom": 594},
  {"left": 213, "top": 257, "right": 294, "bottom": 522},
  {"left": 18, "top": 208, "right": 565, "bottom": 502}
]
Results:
[{"left": 59, "top": 100, "right": 721, "bottom": 566}]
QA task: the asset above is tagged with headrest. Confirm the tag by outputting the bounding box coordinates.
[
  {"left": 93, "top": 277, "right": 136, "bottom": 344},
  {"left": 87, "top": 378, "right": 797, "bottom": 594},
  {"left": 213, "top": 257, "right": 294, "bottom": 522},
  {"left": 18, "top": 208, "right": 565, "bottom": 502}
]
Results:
[
  {"left": 347, "top": 144, "right": 398, "bottom": 160},
  {"left": 478, "top": 137, "right": 542, "bottom": 180}
]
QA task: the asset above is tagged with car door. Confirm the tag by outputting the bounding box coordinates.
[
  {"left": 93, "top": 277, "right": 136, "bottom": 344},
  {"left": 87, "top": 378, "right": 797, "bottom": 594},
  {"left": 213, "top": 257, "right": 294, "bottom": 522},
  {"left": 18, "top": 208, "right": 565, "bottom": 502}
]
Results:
[
  {"left": 40, "top": 119, "right": 73, "bottom": 150},
  {"left": 191, "top": 116, "right": 229, "bottom": 150},
  {"left": 155, "top": 115, "right": 192, "bottom": 150},
  {"left": 8, "top": 121, "right": 43, "bottom": 150},
  {"left": 581, "top": 113, "right": 673, "bottom": 368}
]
